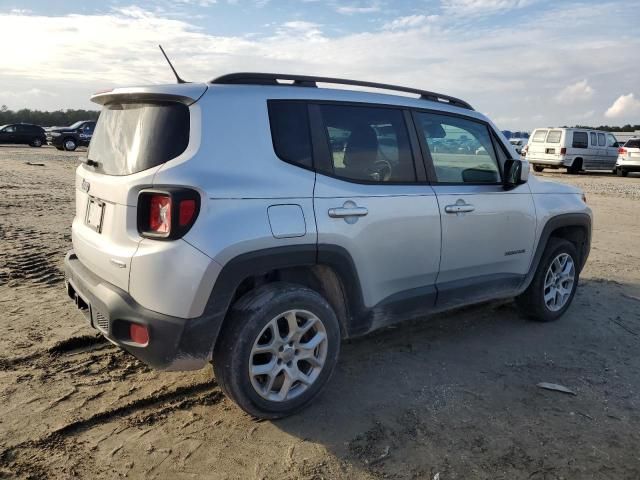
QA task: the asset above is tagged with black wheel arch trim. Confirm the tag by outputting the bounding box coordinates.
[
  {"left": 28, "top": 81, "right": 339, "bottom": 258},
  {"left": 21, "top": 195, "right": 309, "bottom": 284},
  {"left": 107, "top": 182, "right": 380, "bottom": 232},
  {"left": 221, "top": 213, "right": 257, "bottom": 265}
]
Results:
[{"left": 520, "top": 212, "right": 591, "bottom": 292}]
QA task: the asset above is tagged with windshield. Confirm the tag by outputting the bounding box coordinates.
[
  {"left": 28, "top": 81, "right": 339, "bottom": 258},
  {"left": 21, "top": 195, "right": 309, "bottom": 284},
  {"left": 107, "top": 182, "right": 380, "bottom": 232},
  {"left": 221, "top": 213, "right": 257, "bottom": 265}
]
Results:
[
  {"left": 88, "top": 101, "right": 190, "bottom": 176},
  {"left": 68, "top": 121, "right": 85, "bottom": 129}
]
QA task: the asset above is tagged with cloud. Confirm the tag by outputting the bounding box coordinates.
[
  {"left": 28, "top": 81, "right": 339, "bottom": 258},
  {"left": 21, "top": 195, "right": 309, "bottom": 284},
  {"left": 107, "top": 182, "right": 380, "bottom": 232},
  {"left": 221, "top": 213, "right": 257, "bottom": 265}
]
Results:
[
  {"left": 383, "top": 15, "right": 439, "bottom": 30},
  {"left": 335, "top": 3, "right": 381, "bottom": 15},
  {"left": 605, "top": 94, "right": 640, "bottom": 119},
  {"left": 441, "top": 0, "right": 535, "bottom": 15},
  {"left": 555, "top": 80, "right": 594, "bottom": 104},
  {"left": 0, "top": 2, "right": 638, "bottom": 129}
]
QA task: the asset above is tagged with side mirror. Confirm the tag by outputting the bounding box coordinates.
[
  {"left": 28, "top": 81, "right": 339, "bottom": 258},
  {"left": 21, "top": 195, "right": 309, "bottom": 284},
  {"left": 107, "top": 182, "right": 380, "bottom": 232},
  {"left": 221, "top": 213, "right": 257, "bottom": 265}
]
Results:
[{"left": 503, "top": 159, "right": 527, "bottom": 190}]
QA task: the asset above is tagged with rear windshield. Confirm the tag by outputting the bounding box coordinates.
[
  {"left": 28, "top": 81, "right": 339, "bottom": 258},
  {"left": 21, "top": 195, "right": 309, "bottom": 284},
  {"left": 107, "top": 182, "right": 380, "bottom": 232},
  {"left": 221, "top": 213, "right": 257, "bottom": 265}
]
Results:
[
  {"left": 532, "top": 130, "right": 547, "bottom": 142},
  {"left": 546, "top": 130, "right": 562, "bottom": 143},
  {"left": 625, "top": 139, "right": 640, "bottom": 148},
  {"left": 88, "top": 102, "right": 189, "bottom": 176}
]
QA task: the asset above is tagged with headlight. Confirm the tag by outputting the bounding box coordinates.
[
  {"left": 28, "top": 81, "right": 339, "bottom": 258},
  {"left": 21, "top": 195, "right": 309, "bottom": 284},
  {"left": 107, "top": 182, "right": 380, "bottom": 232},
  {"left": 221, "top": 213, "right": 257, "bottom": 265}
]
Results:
[{"left": 51, "top": 132, "right": 61, "bottom": 137}]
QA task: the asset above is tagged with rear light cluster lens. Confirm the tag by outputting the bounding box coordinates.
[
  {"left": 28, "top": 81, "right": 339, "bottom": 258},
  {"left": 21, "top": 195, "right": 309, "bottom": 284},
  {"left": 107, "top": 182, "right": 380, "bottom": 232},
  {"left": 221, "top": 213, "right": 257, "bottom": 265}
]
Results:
[
  {"left": 137, "top": 188, "right": 200, "bottom": 240},
  {"left": 560, "top": 147, "right": 567, "bottom": 155},
  {"left": 149, "top": 195, "right": 171, "bottom": 233},
  {"left": 618, "top": 147, "right": 627, "bottom": 154}
]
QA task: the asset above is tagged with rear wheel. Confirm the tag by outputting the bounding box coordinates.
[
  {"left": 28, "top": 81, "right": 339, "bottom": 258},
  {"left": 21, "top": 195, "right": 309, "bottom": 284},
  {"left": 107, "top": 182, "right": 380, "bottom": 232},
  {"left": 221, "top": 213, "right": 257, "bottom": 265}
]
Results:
[
  {"left": 30, "top": 138, "right": 43, "bottom": 147},
  {"left": 516, "top": 238, "right": 579, "bottom": 322},
  {"left": 533, "top": 165, "right": 544, "bottom": 172},
  {"left": 617, "top": 167, "right": 628, "bottom": 177},
  {"left": 63, "top": 138, "right": 77, "bottom": 151},
  {"left": 213, "top": 282, "right": 341, "bottom": 419},
  {"left": 566, "top": 158, "right": 582, "bottom": 174}
]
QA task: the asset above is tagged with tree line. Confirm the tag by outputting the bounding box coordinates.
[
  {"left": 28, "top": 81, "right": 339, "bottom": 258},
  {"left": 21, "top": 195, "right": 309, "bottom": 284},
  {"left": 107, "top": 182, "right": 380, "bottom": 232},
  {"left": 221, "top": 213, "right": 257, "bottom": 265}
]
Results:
[{"left": 0, "top": 105, "right": 100, "bottom": 127}]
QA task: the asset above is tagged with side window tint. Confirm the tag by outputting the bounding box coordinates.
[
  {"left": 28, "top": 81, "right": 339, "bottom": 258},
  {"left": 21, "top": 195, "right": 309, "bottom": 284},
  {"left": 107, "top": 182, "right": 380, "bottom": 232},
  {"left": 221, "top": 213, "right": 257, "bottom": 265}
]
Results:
[
  {"left": 319, "top": 104, "right": 415, "bottom": 183},
  {"left": 416, "top": 112, "right": 500, "bottom": 184},
  {"left": 4, "top": 126, "right": 16, "bottom": 133},
  {"left": 572, "top": 131, "right": 588, "bottom": 148},
  {"left": 590, "top": 132, "right": 597, "bottom": 146},
  {"left": 268, "top": 101, "right": 313, "bottom": 169},
  {"left": 606, "top": 134, "right": 617, "bottom": 147},
  {"left": 597, "top": 133, "right": 606, "bottom": 146}
]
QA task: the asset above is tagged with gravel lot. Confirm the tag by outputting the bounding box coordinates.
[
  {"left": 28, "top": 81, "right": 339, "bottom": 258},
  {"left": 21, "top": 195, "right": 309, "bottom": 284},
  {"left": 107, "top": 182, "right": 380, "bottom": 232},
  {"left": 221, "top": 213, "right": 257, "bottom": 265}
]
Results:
[{"left": 1, "top": 145, "right": 640, "bottom": 479}]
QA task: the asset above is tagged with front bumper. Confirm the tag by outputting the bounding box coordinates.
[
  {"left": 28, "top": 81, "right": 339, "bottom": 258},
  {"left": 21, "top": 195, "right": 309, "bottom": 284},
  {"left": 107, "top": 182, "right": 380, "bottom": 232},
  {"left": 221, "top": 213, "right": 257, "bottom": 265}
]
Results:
[{"left": 64, "top": 251, "right": 215, "bottom": 371}]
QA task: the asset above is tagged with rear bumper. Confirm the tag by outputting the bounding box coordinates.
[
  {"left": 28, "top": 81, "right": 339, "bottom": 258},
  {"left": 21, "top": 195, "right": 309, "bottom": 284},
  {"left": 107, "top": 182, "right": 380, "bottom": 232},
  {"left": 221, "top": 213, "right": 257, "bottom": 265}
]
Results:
[
  {"left": 64, "top": 250, "right": 215, "bottom": 371},
  {"left": 616, "top": 158, "right": 640, "bottom": 170},
  {"left": 527, "top": 156, "right": 564, "bottom": 167}
]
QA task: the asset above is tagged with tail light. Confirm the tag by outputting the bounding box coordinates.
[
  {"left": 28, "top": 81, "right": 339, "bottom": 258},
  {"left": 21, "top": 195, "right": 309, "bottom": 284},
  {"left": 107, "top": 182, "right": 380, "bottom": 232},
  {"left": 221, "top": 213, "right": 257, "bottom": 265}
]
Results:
[
  {"left": 618, "top": 147, "right": 627, "bottom": 154},
  {"left": 137, "top": 188, "right": 200, "bottom": 240},
  {"left": 560, "top": 147, "right": 567, "bottom": 155}
]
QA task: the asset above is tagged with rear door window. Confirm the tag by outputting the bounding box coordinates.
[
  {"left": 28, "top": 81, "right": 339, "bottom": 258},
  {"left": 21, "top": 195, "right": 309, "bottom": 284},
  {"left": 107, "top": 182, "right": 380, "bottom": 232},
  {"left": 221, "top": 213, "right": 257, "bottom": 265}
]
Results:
[
  {"left": 624, "top": 139, "right": 640, "bottom": 148},
  {"left": 546, "top": 130, "right": 562, "bottom": 143},
  {"left": 319, "top": 104, "right": 416, "bottom": 183},
  {"left": 590, "top": 132, "right": 597, "bottom": 146},
  {"left": 532, "top": 129, "right": 548, "bottom": 142},
  {"left": 572, "top": 131, "right": 588, "bottom": 148},
  {"left": 88, "top": 102, "right": 190, "bottom": 176}
]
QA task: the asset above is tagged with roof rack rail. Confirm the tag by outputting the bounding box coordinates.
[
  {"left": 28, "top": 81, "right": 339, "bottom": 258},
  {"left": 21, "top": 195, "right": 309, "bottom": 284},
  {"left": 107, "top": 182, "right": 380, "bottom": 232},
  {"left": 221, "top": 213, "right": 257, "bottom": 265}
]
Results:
[{"left": 210, "top": 72, "right": 474, "bottom": 110}]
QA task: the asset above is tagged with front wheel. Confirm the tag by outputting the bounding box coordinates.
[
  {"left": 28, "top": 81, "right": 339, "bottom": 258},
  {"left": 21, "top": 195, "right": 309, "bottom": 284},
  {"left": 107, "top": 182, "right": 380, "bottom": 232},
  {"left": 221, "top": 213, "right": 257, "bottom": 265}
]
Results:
[
  {"left": 63, "top": 138, "right": 77, "bottom": 151},
  {"left": 213, "top": 282, "right": 341, "bottom": 419},
  {"left": 30, "top": 138, "right": 43, "bottom": 147},
  {"left": 533, "top": 165, "right": 544, "bottom": 173},
  {"left": 516, "top": 238, "right": 579, "bottom": 322}
]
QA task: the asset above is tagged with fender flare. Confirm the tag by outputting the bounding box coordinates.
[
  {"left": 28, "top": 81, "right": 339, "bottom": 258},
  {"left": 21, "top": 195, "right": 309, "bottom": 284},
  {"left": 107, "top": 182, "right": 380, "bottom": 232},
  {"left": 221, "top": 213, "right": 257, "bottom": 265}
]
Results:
[{"left": 520, "top": 212, "right": 591, "bottom": 292}]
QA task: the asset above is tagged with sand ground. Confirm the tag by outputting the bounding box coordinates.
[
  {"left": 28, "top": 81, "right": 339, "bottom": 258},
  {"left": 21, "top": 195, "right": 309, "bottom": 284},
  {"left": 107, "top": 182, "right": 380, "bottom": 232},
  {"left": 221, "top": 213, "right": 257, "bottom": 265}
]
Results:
[{"left": 1, "top": 145, "right": 639, "bottom": 479}]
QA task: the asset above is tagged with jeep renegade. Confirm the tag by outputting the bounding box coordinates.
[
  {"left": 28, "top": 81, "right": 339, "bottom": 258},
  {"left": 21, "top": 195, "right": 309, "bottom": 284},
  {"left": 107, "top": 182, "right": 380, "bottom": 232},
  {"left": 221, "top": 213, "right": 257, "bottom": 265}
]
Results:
[{"left": 64, "top": 74, "right": 592, "bottom": 418}]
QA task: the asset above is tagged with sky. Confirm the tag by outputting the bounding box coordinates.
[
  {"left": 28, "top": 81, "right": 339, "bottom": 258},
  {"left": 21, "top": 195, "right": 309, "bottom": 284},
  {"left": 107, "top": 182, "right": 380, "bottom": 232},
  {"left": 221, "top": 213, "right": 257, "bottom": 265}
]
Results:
[{"left": 0, "top": 0, "right": 638, "bottom": 130}]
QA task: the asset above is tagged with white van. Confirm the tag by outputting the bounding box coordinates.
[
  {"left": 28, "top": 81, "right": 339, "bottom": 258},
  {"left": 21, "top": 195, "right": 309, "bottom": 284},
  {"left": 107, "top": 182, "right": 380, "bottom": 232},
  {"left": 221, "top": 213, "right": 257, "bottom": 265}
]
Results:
[{"left": 526, "top": 128, "right": 618, "bottom": 173}]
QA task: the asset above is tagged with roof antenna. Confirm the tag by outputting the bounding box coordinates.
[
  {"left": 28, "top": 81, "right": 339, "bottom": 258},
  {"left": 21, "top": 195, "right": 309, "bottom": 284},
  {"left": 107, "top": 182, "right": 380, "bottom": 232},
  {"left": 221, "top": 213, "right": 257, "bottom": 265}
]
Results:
[{"left": 158, "top": 44, "right": 188, "bottom": 84}]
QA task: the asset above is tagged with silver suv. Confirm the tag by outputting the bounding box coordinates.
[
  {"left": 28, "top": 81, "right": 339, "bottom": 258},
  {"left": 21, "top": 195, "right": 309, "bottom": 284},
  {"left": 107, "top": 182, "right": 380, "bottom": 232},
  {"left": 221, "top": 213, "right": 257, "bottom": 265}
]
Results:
[{"left": 64, "top": 73, "right": 592, "bottom": 418}]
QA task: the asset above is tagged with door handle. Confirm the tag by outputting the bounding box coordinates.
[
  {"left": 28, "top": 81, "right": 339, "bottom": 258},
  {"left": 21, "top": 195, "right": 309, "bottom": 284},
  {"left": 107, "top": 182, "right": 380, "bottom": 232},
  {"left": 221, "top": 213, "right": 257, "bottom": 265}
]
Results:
[
  {"left": 328, "top": 206, "right": 369, "bottom": 218},
  {"left": 444, "top": 200, "right": 475, "bottom": 214}
]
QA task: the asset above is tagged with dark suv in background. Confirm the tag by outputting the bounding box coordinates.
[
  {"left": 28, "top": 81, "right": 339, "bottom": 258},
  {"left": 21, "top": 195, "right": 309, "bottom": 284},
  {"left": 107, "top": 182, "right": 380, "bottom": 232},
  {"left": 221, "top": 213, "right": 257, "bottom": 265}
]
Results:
[
  {"left": 0, "top": 123, "right": 46, "bottom": 147},
  {"left": 47, "top": 121, "right": 96, "bottom": 151}
]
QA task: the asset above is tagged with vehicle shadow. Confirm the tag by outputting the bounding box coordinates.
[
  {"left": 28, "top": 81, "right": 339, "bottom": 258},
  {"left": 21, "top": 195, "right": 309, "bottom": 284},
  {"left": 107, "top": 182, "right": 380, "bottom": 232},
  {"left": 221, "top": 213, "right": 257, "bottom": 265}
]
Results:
[{"left": 272, "top": 277, "right": 640, "bottom": 478}]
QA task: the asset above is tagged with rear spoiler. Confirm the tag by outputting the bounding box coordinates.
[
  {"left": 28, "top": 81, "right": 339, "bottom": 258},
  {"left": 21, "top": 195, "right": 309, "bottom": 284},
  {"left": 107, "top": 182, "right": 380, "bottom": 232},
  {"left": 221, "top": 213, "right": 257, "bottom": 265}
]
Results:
[{"left": 91, "top": 83, "right": 208, "bottom": 106}]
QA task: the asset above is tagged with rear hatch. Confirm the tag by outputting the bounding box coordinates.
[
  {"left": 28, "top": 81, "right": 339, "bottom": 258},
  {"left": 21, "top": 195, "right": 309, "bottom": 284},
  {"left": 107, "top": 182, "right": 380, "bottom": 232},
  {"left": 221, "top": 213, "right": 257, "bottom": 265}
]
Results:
[
  {"left": 72, "top": 83, "right": 207, "bottom": 291},
  {"left": 621, "top": 139, "right": 640, "bottom": 160}
]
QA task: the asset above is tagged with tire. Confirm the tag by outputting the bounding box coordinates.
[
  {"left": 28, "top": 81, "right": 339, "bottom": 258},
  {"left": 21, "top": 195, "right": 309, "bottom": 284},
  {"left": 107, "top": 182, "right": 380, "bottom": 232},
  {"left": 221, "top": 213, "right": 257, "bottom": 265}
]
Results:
[
  {"left": 533, "top": 165, "right": 544, "bottom": 172},
  {"left": 55, "top": 146, "right": 64, "bottom": 151},
  {"left": 30, "top": 138, "right": 43, "bottom": 147},
  {"left": 63, "top": 138, "right": 77, "bottom": 151},
  {"left": 515, "top": 238, "right": 579, "bottom": 322},
  {"left": 566, "top": 158, "right": 582, "bottom": 174},
  {"left": 617, "top": 167, "right": 628, "bottom": 177},
  {"left": 213, "top": 282, "right": 341, "bottom": 419}
]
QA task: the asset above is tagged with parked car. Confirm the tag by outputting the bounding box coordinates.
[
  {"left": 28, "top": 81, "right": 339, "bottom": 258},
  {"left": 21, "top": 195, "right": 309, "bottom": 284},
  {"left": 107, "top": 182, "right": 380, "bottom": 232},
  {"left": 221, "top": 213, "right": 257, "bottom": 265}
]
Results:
[
  {"left": 64, "top": 74, "right": 592, "bottom": 419},
  {"left": 615, "top": 138, "right": 640, "bottom": 177},
  {"left": 46, "top": 120, "right": 96, "bottom": 151},
  {"left": 0, "top": 123, "right": 46, "bottom": 147},
  {"left": 526, "top": 127, "right": 618, "bottom": 173},
  {"left": 509, "top": 138, "right": 527, "bottom": 154}
]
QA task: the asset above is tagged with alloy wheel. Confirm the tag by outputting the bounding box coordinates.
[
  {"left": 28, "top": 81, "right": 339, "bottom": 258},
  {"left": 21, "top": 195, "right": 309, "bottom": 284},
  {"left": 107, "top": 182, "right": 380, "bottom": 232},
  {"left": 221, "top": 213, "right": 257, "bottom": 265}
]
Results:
[
  {"left": 249, "top": 309, "right": 328, "bottom": 402},
  {"left": 543, "top": 253, "right": 575, "bottom": 311}
]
